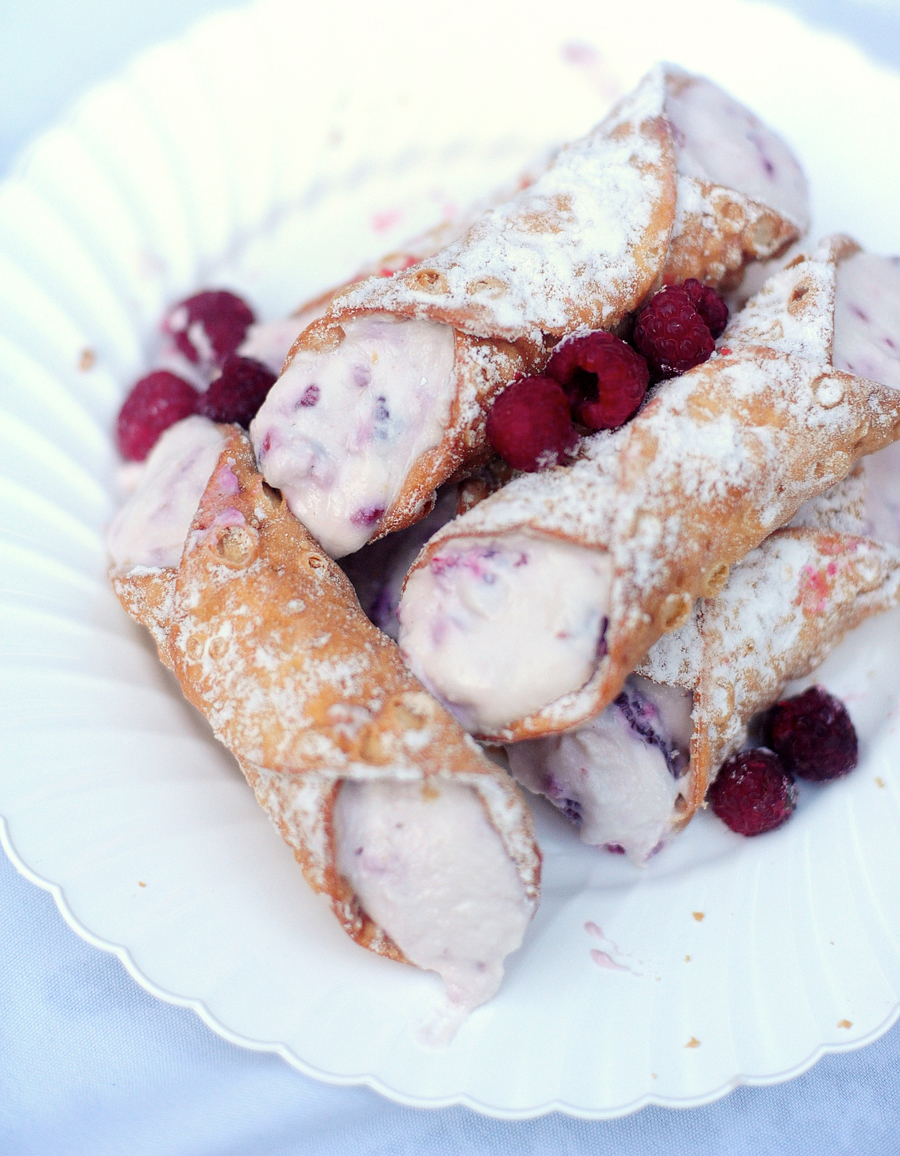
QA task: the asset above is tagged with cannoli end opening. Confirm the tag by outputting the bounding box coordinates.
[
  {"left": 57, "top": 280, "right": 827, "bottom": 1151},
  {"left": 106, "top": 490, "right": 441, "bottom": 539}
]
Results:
[{"left": 332, "top": 777, "right": 531, "bottom": 1009}]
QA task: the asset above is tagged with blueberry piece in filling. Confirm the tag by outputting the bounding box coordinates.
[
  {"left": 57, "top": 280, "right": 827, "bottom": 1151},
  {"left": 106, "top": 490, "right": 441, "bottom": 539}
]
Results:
[
  {"left": 505, "top": 675, "right": 694, "bottom": 863},
  {"left": 614, "top": 680, "right": 690, "bottom": 778}
]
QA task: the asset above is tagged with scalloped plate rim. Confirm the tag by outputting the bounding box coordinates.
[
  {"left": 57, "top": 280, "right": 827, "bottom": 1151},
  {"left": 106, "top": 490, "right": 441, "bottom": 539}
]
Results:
[{"left": 5, "top": 806, "right": 900, "bottom": 1121}]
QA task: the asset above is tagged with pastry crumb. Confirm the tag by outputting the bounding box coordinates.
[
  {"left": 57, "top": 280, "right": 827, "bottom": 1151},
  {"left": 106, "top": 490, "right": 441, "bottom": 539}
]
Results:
[
  {"left": 78, "top": 348, "right": 96, "bottom": 371},
  {"left": 651, "top": 1072, "right": 658, "bottom": 1079},
  {"left": 876, "top": 777, "right": 886, "bottom": 788},
  {"left": 837, "top": 1019, "right": 852, "bottom": 1029},
  {"left": 685, "top": 1036, "right": 701, "bottom": 1048},
  {"left": 138, "top": 881, "right": 146, "bottom": 888},
  {"left": 692, "top": 911, "right": 704, "bottom": 922},
  {"left": 685, "top": 954, "right": 691, "bottom": 962}
]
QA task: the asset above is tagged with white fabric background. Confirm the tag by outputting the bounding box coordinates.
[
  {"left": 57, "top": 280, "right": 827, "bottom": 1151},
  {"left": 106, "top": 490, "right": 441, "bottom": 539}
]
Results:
[{"left": 2, "top": 1, "right": 900, "bottom": 1152}]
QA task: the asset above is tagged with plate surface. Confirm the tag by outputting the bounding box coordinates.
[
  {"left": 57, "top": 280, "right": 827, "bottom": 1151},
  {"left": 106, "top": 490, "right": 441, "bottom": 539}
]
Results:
[{"left": 3, "top": 0, "right": 900, "bottom": 1119}]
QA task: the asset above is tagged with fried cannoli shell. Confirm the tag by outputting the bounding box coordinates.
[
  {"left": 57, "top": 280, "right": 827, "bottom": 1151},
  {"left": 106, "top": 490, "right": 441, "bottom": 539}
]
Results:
[
  {"left": 275, "top": 64, "right": 803, "bottom": 546},
  {"left": 405, "top": 239, "right": 900, "bottom": 742},
  {"left": 329, "top": 66, "right": 801, "bottom": 344},
  {"left": 111, "top": 568, "right": 176, "bottom": 669},
  {"left": 640, "top": 523, "right": 900, "bottom": 821},
  {"left": 113, "top": 429, "right": 540, "bottom": 969},
  {"left": 271, "top": 151, "right": 560, "bottom": 357}
]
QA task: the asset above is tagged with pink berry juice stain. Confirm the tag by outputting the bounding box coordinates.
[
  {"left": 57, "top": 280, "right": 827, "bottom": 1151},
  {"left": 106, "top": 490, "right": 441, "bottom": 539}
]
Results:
[{"left": 584, "top": 922, "right": 649, "bottom": 977}]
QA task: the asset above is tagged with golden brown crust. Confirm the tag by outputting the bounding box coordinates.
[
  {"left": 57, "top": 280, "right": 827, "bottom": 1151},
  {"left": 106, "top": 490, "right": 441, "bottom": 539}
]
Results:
[{"left": 684, "top": 529, "right": 900, "bottom": 817}]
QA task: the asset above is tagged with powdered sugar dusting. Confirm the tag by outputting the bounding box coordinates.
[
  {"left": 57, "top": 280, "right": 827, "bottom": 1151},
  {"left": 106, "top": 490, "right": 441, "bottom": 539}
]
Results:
[
  {"left": 638, "top": 468, "right": 900, "bottom": 818},
  {"left": 336, "top": 67, "right": 672, "bottom": 344}
]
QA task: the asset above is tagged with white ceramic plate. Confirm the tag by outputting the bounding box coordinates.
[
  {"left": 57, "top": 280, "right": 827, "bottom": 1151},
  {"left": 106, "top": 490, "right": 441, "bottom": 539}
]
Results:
[{"left": 3, "top": 0, "right": 900, "bottom": 1119}]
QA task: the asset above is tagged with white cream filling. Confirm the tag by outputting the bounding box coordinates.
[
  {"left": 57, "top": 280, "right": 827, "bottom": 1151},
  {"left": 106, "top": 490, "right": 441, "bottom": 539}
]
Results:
[
  {"left": 833, "top": 251, "right": 900, "bottom": 389},
  {"left": 667, "top": 75, "right": 809, "bottom": 230},
  {"left": 107, "top": 415, "right": 226, "bottom": 571},
  {"left": 339, "top": 486, "right": 459, "bottom": 641},
  {"left": 506, "top": 676, "right": 693, "bottom": 863},
  {"left": 250, "top": 314, "right": 456, "bottom": 558},
  {"left": 398, "top": 534, "right": 612, "bottom": 733},
  {"left": 237, "top": 315, "right": 309, "bottom": 374},
  {"left": 333, "top": 778, "right": 530, "bottom": 1010}
]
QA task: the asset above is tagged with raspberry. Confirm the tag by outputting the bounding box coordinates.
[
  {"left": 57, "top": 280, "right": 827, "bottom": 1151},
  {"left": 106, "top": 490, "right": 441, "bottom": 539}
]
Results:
[
  {"left": 199, "top": 355, "right": 276, "bottom": 427},
  {"left": 707, "top": 749, "right": 797, "bottom": 836},
  {"left": 682, "top": 279, "right": 729, "bottom": 339},
  {"left": 545, "top": 331, "right": 648, "bottom": 430},
  {"left": 765, "top": 686, "right": 858, "bottom": 782},
  {"left": 163, "top": 290, "right": 255, "bottom": 367},
  {"left": 116, "top": 371, "right": 198, "bottom": 460},
  {"left": 486, "top": 376, "right": 578, "bottom": 472},
  {"left": 633, "top": 285, "right": 715, "bottom": 379}
]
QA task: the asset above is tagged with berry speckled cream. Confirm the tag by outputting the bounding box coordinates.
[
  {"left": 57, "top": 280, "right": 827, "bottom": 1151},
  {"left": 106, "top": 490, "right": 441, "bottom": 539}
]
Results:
[
  {"left": 506, "top": 676, "right": 693, "bottom": 863},
  {"left": 108, "top": 415, "right": 227, "bottom": 572},
  {"left": 665, "top": 72, "right": 808, "bottom": 230},
  {"left": 399, "top": 534, "right": 612, "bottom": 733},
  {"left": 251, "top": 314, "right": 457, "bottom": 557},
  {"left": 250, "top": 64, "right": 805, "bottom": 557},
  {"left": 340, "top": 486, "right": 460, "bottom": 641},
  {"left": 833, "top": 251, "right": 900, "bottom": 388}
]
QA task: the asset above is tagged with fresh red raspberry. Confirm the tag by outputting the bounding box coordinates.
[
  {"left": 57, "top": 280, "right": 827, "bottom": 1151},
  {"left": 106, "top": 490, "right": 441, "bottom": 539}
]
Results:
[
  {"left": 707, "top": 749, "right": 797, "bottom": 836},
  {"left": 682, "top": 279, "right": 729, "bottom": 339},
  {"left": 633, "top": 285, "right": 715, "bottom": 379},
  {"left": 486, "top": 376, "right": 578, "bottom": 472},
  {"left": 163, "top": 290, "right": 255, "bottom": 367},
  {"left": 545, "top": 331, "right": 649, "bottom": 430},
  {"left": 199, "top": 355, "right": 276, "bottom": 427},
  {"left": 116, "top": 371, "right": 198, "bottom": 461},
  {"left": 764, "top": 686, "right": 858, "bottom": 782}
]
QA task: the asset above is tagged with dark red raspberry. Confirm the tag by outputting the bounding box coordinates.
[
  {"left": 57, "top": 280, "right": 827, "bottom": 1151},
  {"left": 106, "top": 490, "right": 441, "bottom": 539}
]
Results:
[
  {"left": 163, "top": 290, "right": 255, "bottom": 367},
  {"left": 116, "top": 370, "right": 198, "bottom": 461},
  {"left": 633, "top": 285, "right": 715, "bottom": 379},
  {"left": 486, "top": 376, "right": 578, "bottom": 472},
  {"left": 682, "top": 279, "right": 729, "bottom": 339},
  {"left": 545, "top": 331, "right": 649, "bottom": 430},
  {"left": 707, "top": 749, "right": 797, "bottom": 836},
  {"left": 199, "top": 355, "right": 276, "bottom": 427},
  {"left": 765, "top": 686, "right": 858, "bottom": 782}
]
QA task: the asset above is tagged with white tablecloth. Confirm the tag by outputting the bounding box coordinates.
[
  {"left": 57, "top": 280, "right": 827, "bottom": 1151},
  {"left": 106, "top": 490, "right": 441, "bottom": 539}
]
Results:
[{"left": 2, "top": 1, "right": 900, "bottom": 1151}]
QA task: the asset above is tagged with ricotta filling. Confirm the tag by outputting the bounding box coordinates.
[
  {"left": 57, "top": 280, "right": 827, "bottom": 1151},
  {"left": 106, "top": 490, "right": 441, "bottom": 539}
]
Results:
[
  {"left": 237, "top": 315, "right": 310, "bottom": 375},
  {"left": 666, "top": 75, "right": 809, "bottom": 230},
  {"left": 107, "top": 415, "right": 226, "bottom": 571},
  {"left": 506, "top": 675, "right": 694, "bottom": 863},
  {"left": 333, "top": 778, "right": 530, "bottom": 1010},
  {"left": 833, "top": 251, "right": 900, "bottom": 389},
  {"left": 250, "top": 313, "right": 456, "bottom": 558},
  {"left": 339, "top": 486, "right": 459, "bottom": 641},
  {"left": 398, "top": 534, "right": 612, "bottom": 733}
]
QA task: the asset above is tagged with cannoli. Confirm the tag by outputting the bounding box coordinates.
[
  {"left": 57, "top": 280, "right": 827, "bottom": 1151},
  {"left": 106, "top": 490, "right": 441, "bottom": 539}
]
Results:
[
  {"left": 507, "top": 470, "right": 900, "bottom": 861},
  {"left": 249, "top": 64, "right": 808, "bottom": 558},
  {"left": 398, "top": 236, "right": 900, "bottom": 742},
  {"left": 110, "top": 424, "right": 540, "bottom": 1010}
]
